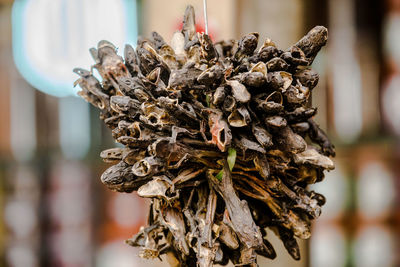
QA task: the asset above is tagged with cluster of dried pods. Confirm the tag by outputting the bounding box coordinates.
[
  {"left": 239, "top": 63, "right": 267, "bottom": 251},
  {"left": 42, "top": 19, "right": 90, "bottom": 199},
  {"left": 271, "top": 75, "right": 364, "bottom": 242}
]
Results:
[{"left": 74, "top": 6, "right": 335, "bottom": 267}]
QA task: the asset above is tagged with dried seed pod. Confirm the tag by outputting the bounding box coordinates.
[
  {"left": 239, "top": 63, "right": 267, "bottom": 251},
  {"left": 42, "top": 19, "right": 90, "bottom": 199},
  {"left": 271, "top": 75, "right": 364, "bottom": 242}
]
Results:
[
  {"left": 281, "top": 46, "right": 309, "bottom": 67},
  {"left": 228, "top": 106, "right": 251, "bottom": 127},
  {"left": 294, "top": 26, "right": 328, "bottom": 64},
  {"left": 259, "top": 38, "right": 276, "bottom": 50},
  {"left": 137, "top": 47, "right": 160, "bottom": 76},
  {"left": 235, "top": 32, "right": 259, "bottom": 61},
  {"left": 266, "top": 57, "right": 289, "bottom": 72},
  {"left": 222, "top": 95, "right": 236, "bottom": 112},
  {"left": 257, "top": 39, "right": 280, "bottom": 62},
  {"left": 284, "top": 85, "right": 308, "bottom": 107},
  {"left": 95, "top": 44, "right": 130, "bottom": 89},
  {"left": 74, "top": 6, "right": 334, "bottom": 266},
  {"left": 151, "top": 31, "right": 167, "bottom": 50},
  {"left": 132, "top": 156, "right": 163, "bottom": 177},
  {"left": 171, "top": 31, "right": 186, "bottom": 58},
  {"left": 250, "top": 61, "right": 268, "bottom": 75},
  {"left": 294, "top": 165, "right": 318, "bottom": 184},
  {"left": 227, "top": 80, "right": 251, "bottom": 103},
  {"left": 274, "top": 126, "right": 307, "bottom": 154},
  {"left": 252, "top": 124, "right": 273, "bottom": 148},
  {"left": 182, "top": 5, "right": 197, "bottom": 48},
  {"left": 285, "top": 107, "right": 317, "bottom": 123},
  {"left": 212, "top": 86, "right": 226, "bottom": 105},
  {"left": 276, "top": 227, "right": 301, "bottom": 260},
  {"left": 294, "top": 68, "right": 319, "bottom": 89},
  {"left": 206, "top": 109, "right": 232, "bottom": 152},
  {"left": 241, "top": 72, "right": 267, "bottom": 87},
  {"left": 293, "top": 147, "right": 335, "bottom": 170},
  {"left": 199, "top": 33, "right": 218, "bottom": 62},
  {"left": 235, "top": 136, "right": 266, "bottom": 154},
  {"left": 197, "top": 65, "right": 224, "bottom": 86},
  {"left": 253, "top": 154, "right": 270, "bottom": 179},
  {"left": 308, "top": 119, "right": 336, "bottom": 156},
  {"left": 73, "top": 68, "right": 110, "bottom": 109},
  {"left": 255, "top": 92, "right": 284, "bottom": 114},
  {"left": 110, "top": 95, "right": 139, "bottom": 114},
  {"left": 168, "top": 63, "right": 202, "bottom": 89},
  {"left": 265, "top": 116, "right": 287, "bottom": 129},
  {"left": 216, "top": 224, "right": 239, "bottom": 250},
  {"left": 137, "top": 176, "right": 177, "bottom": 202},
  {"left": 159, "top": 44, "right": 180, "bottom": 70},
  {"left": 124, "top": 44, "right": 140, "bottom": 76},
  {"left": 101, "top": 161, "right": 148, "bottom": 193},
  {"left": 100, "top": 147, "right": 127, "bottom": 163},
  {"left": 291, "top": 121, "right": 310, "bottom": 134},
  {"left": 267, "top": 71, "right": 293, "bottom": 91}
]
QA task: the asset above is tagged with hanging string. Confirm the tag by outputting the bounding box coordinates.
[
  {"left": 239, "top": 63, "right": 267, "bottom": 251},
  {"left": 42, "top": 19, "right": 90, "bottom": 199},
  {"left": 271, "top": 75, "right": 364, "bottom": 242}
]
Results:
[{"left": 203, "top": 0, "right": 208, "bottom": 35}]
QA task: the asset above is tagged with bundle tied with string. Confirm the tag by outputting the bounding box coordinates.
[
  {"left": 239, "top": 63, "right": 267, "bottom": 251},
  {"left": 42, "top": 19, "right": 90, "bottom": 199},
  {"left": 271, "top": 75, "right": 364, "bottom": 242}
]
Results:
[{"left": 73, "top": 5, "right": 335, "bottom": 267}]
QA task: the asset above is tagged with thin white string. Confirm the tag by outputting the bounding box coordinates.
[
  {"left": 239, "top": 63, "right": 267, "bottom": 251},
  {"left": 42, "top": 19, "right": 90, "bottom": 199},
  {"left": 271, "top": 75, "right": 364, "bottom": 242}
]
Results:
[{"left": 203, "top": 0, "right": 208, "bottom": 35}]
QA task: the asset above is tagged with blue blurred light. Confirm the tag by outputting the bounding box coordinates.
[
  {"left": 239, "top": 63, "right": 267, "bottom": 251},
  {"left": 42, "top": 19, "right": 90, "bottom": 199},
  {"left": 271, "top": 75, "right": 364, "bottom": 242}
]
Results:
[{"left": 12, "top": 0, "right": 138, "bottom": 97}]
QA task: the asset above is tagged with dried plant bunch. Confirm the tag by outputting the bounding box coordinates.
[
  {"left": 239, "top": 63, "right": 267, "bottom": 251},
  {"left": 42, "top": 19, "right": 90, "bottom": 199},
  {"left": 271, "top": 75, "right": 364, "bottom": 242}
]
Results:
[{"left": 74, "top": 5, "right": 334, "bottom": 267}]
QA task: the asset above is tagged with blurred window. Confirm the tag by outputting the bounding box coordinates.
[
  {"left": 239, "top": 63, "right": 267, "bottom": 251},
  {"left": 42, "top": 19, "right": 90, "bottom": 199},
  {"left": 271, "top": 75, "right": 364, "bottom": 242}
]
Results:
[{"left": 12, "top": 0, "right": 138, "bottom": 97}]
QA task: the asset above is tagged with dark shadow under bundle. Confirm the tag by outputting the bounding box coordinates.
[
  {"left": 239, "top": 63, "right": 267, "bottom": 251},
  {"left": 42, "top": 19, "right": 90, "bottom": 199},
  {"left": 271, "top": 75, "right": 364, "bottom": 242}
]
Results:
[{"left": 73, "top": 5, "right": 335, "bottom": 267}]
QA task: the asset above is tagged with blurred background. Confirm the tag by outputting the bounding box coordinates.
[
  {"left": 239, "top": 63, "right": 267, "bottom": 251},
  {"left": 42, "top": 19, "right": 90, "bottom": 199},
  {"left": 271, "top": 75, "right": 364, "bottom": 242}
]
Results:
[{"left": 0, "top": 0, "right": 399, "bottom": 266}]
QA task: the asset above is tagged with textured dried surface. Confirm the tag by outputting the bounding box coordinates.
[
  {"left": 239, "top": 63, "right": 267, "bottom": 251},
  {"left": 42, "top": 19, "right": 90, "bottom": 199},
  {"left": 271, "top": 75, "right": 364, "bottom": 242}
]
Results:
[{"left": 74, "top": 6, "right": 334, "bottom": 267}]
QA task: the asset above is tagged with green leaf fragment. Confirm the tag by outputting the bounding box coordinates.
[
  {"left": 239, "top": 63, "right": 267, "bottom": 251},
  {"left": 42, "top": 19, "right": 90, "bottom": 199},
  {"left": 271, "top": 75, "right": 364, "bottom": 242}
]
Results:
[
  {"left": 215, "top": 170, "right": 223, "bottom": 181},
  {"left": 206, "top": 94, "right": 211, "bottom": 107},
  {"left": 227, "top": 147, "right": 237, "bottom": 170},
  {"left": 216, "top": 148, "right": 236, "bottom": 181}
]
